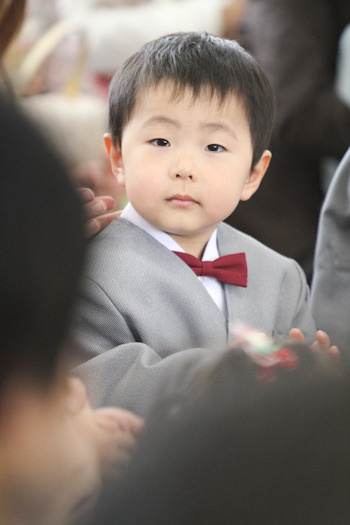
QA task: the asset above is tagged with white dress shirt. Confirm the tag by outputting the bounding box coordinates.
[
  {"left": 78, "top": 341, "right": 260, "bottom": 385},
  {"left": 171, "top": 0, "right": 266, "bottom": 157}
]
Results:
[{"left": 121, "top": 203, "right": 227, "bottom": 317}]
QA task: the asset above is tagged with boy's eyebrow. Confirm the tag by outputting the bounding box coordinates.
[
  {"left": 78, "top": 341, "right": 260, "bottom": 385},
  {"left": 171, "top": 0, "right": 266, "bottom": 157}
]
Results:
[
  {"left": 142, "top": 116, "right": 180, "bottom": 129},
  {"left": 142, "top": 116, "right": 238, "bottom": 141},
  {"left": 202, "top": 123, "right": 238, "bottom": 141}
]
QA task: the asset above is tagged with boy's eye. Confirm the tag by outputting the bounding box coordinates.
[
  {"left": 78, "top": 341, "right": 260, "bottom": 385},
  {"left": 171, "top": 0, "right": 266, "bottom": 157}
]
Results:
[
  {"left": 205, "top": 144, "right": 225, "bottom": 152},
  {"left": 149, "top": 138, "right": 170, "bottom": 147}
]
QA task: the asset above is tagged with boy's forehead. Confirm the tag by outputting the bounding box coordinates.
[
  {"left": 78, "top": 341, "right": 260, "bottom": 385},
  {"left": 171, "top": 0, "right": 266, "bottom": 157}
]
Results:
[{"left": 133, "top": 81, "right": 245, "bottom": 116}]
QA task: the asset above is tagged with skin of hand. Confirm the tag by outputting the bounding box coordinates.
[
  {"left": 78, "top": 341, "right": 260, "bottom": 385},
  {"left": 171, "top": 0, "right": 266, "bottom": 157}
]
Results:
[
  {"left": 78, "top": 187, "right": 121, "bottom": 238},
  {"left": 288, "top": 328, "right": 339, "bottom": 358},
  {"left": 65, "top": 377, "right": 144, "bottom": 484}
]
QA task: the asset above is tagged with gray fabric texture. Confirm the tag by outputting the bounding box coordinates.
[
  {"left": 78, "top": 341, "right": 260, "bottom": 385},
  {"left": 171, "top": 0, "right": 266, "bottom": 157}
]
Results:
[{"left": 73, "top": 218, "right": 315, "bottom": 415}]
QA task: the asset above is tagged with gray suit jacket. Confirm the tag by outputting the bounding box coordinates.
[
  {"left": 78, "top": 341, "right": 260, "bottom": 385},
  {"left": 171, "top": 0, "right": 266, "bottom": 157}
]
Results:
[
  {"left": 311, "top": 147, "right": 350, "bottom": 363},
  {"left": 73, "top": 219, "right": 315, "bottom": 415}
]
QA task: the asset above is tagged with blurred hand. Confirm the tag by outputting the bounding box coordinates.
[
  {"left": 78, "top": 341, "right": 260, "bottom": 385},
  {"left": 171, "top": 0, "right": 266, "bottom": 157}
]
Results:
[
  {"left": 288, "top": 328, "right": 340, "bottom": 359},
  {"left": 78, "top": 187, "right": 121, "bottom": 238},
  {"left": 66, "top": 377, "right": 144, "bottom": 483}
]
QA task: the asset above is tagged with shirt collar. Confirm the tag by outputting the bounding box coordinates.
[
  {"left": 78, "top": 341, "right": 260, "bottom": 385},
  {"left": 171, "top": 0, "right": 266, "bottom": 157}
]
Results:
[{"left": 121, "top": 202, "right": 219, "bottom": 259}]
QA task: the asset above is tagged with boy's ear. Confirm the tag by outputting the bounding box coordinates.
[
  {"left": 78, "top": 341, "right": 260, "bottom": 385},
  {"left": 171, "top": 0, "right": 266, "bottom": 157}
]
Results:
[
  {"left": 240, "top": 150, "right": 272, "bottom": 201},
  {"left": 103, "top": 133, "right": 126, "bottom": 187}
]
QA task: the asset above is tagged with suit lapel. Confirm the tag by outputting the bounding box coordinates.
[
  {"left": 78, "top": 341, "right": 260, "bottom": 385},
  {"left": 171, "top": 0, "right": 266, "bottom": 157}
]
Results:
[
  {"left": 116, "top": 219, "right": 229, "bottom": 350},
  {"left": 162, "top": 242, "right": 229, "bottom": 348},
  {"left": 217, "top": 223, "right": 251, "bottom": 343}
]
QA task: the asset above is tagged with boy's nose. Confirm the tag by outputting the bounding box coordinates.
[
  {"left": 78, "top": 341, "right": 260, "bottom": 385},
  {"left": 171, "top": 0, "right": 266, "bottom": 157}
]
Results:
[
  {"left": 176, "top": 170, "right": 193, "bottom": 180},
  {"left": 172, "top": 154, "right": 196, "bottom": 181}
]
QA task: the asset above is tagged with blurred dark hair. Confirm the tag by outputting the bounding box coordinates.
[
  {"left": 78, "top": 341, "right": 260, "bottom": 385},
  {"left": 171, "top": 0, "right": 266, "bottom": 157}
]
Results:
[
  {"left": 97, "top": 342, "right": 350, "bottom": 524},
  {"left": 0, "top": 92, "right": 85, "bottom": 395},
  {"left": 108, "top": 32, "right": 275, "bottom": 168}
]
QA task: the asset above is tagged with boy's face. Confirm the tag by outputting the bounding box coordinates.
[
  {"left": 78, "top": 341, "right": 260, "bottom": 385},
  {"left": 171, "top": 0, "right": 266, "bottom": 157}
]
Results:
[{"left": 107, "top": 82, "right": 270, "bottom": 255}]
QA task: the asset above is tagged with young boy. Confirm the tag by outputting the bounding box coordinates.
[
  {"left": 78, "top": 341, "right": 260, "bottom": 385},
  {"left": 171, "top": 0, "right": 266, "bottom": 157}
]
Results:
[
  {"left": 73, "top": 32, "right": 319, "bottom": 415},
  {"left": 0, "top": 93, "right": 143, "bottom": 525}
]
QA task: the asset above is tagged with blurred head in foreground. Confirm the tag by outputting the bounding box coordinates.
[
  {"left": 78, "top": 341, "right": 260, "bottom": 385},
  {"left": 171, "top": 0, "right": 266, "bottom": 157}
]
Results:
[
  {"left": 97, "top": 333, "right": 350, "bottom": 524},
  {"left": 0, "top": 92, "right": 103, "bottom": 525}
]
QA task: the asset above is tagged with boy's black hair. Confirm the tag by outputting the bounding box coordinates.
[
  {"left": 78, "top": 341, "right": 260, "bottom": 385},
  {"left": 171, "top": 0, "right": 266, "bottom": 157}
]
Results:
[
  {"left": 0, "top": 93, "right": 85, "bottom": 395},
  {"left": 109, "top": 32, "right": 275, "bottom": 168}
]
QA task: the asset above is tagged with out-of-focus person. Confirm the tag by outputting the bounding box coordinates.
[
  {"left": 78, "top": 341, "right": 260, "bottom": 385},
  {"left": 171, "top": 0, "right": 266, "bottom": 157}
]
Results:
[
  {"left": 94, "top": 335, "right": 350, "bottom": 525},
  {"left": 0, "top": 6, "right": 143, "bottom": 523},
  {"left": 310, "top": 147, "right": 350, "bottom": 363},
  {"left": 0, "top": 90, "right": 143, "bottom": 525}
]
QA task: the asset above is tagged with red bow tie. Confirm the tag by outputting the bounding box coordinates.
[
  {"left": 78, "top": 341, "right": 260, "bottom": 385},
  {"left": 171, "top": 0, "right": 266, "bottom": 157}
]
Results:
[{"left": 173, "top": 251, "right": 247, "bottom": 287}]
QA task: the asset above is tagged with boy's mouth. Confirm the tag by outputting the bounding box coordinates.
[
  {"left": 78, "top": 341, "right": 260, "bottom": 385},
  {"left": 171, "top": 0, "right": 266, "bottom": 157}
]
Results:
[{"left": 166, "top": 194, "right": 199, "bottom": 207}]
